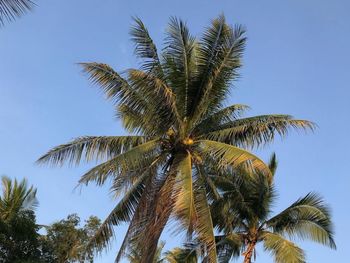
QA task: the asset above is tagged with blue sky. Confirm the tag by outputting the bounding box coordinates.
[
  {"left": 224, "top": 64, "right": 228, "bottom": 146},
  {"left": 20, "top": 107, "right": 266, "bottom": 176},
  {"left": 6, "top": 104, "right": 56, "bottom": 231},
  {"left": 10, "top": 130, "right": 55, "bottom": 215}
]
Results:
[{"left": 1, "top": 0, "right": 349, "bottom": 262}]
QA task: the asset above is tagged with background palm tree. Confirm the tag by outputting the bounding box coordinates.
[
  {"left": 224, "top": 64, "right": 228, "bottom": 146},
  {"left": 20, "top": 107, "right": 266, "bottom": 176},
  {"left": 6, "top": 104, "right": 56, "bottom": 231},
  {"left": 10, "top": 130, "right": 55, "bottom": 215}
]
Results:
[
  {"left": 0, "top": 0, "right": 35, "bottom": 26},
  {"left": 0, "top": 176, "right": 38, "bottom": 222},
  {"left": 38, "top": 15, "right": 313, "bottom": 262},
  {"left": 163, "top": 242, "right": 199, "bottom": 263},
  {"left": 211, "top": 154, "right": 336, "bottom": 263}
]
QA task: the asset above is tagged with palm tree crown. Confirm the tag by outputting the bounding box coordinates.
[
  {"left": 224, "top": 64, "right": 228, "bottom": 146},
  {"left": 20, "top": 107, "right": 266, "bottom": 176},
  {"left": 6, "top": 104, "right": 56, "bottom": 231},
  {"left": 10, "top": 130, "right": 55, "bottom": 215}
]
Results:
[
  {"left": 212, "top": 154, "right": 336, "bottom": 263},
  {"left": 38, "top": 16, "right": 314, "bottom": 262},
  {"left": 0, "top": 176, "right": 38, "bottom": 222}
]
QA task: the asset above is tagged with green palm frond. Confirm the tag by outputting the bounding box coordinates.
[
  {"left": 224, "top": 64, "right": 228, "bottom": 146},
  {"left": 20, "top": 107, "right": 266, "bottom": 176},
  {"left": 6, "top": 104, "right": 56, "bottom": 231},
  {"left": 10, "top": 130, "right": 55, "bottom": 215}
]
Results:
[
  {"left": 196, "top": 140, "right": 271, "bottom": 179},
  {"left": 78, "top": 139, "right": 160, "bottom": 186},
  {"left": 193, "top": 175, "right": 217, "bottom": 262},
  {"left": 130, "top": 17, "right": 163, "bottom": 74},
  {"left": 204, "top": 115, "right": 315, "bottom": 148},
  {"left": 85, "top": 171, "right": 149, "bottom": 254},
  {"left": 193, "top": 104, "right": 249, "bottom": 135},
  {"left": 191, "top": 16, "right": 246, "bottom": 124},
  {"left": 0, "top": 0, "right": 35, "bottom": 26},
  {"left": 127, "top": 69, "right": 181, "bottom": 128},
  {"left": 262, "top": 231, "right": 305, "bottom": 263},
  {"left": 163, "top": 17, "right": 197, "bottom": 118},
  {"left": 173, "top": 152, "right": 197, "bottom": 235},
  {"left": 266, "top": 192, "right": 336, "bottom": 249},
  {"left": 37, "top": 136, "right": 147, "bottom": 166}
]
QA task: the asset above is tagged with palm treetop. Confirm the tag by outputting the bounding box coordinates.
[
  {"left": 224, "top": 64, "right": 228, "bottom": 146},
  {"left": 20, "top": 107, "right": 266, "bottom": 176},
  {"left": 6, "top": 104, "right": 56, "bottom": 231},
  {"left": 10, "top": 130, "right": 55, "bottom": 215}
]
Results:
[
  {"left": 212, "top": 154, "right": 336, "bottom": 263},
  {"left": 38, "top": 15, "right": 314, "bottom": 262},
  {"left": 0, "top": 176, "right": 38, "bottom": 222}
]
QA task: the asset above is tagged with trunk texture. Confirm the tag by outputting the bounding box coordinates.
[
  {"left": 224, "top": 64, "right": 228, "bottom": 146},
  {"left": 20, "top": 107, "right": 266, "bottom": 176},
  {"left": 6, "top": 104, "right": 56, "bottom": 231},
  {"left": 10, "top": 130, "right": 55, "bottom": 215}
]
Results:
[{"left": 243, "top": 242, "right": 256, "bottom": 263}]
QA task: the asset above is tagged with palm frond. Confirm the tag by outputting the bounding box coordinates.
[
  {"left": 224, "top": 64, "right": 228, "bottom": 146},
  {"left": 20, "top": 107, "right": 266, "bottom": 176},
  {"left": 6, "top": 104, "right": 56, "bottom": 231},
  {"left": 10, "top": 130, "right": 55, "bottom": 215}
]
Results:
[
  {"left": 173, "top": 152, "right": 197, "bottom": 235},
  {"left": 192, "top": 104, "right": 250, "bottom": 135},
  {"left": 163, "top": 17, "right": 197, "bottom": 118},
  {"left": 85, "top": 171, "right": 149, "bottom": 254},
  {"left": 130, "top": 17, "right": 163, "bottom": 74},
  {"left": 78, "top": 139, "right": 160, "bottom": 186},
  {"left": 37, "top": 136, "right": 147, "bottom": 166},
  {"left": 266, "top": 192, "right": 336, "bottom": 249},
  {"left": 0, "top": 0, "right": 35, "bottom": 26},
  {"left": 203, "top": 115, "right": 315, "bottom": 148},
  {"left": 191, "top": 16, "right": 246, "bottom": 124},
  {"left": 262, "top": 231, "right": 305, "bottom": 263},
  {"left": 127, "top": 69, "right": 181, "bottom": 129},
  {"left": 196, "top": 140, "right": 271, "bottom": 180},
  {"left": 194, "top": 176, "right": 217, "bottom": 262}
]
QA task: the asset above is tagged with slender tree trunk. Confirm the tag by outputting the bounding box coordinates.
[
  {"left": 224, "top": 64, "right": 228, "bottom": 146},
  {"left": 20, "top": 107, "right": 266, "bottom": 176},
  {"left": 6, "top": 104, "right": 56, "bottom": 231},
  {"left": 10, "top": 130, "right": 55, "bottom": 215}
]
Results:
[
  {"left": 140, "top": 170, "right": 177, "bottom": 263},
  {"left": 243, "top": 242, "right": 256, "bottom": 263}
]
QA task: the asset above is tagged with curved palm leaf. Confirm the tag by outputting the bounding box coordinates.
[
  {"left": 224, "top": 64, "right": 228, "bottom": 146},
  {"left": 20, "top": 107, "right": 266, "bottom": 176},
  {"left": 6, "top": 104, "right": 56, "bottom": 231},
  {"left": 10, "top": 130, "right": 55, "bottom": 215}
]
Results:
[
  {"left": 262, "top": 231, "right": 305, "bottom": 263},
  {"left": 37, "top": 136, "right": 147, "bottom": 166},
  {"left": 203, "top": 115, "right": 315, "bottom": 148},
  {"left": 0, "top": 0, "right": 35, "bottom": 26},
  {"left": 266, "top": 192, "right": 336, "bottom": 249},
  {"left": 196, "top": 140, "right": 272, "bottom": 179}
]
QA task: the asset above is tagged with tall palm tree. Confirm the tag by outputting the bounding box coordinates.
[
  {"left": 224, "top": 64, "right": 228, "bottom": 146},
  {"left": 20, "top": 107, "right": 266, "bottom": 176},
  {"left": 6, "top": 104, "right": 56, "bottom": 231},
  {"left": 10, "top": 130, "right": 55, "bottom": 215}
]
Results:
[
  {"left": 0, "top": 176, "right": 38, "bottom": 222},
  {"left": 211, "top": 154, "right": 336, "bottom": 263},
  {"left": 0, "top": 0, "right": 35, "bottom": 26},
  {"left": 38, "top": 16, "right": 314, "bottom": 262}
]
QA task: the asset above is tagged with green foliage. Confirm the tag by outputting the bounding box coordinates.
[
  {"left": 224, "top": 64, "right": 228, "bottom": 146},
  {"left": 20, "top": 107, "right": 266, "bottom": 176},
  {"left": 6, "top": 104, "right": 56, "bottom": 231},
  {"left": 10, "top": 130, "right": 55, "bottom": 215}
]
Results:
[
  {"left": 0, "top": 176, "right": 53, "bottom": 263},
  {"left": 211, "top": 155, "right": 336, "bottom": 263},
  {"left": 38, "top": 15, "right": 314, "bottom": 263},
  {"left": 44, "top": 214, "right": 101, "bottom": 263}
]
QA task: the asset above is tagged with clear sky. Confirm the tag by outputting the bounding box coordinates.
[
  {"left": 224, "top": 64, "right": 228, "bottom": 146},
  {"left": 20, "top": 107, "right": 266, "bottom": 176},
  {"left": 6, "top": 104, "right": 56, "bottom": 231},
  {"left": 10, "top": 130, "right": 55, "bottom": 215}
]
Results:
[{"left": 1, "top": 0, "right": 349, "bottom": 262}]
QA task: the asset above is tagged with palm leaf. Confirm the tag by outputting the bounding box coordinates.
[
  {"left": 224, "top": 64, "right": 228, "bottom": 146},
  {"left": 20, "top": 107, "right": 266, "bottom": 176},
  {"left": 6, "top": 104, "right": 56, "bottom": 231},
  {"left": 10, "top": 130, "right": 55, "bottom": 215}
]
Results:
[
  {"left": 130, "top": 17, "right": 163, "bottom": 74},
  {"left": 196, "top": 140, "right": 272, "bottom": 180},
  {"left": 173, "top": 152, "right": 197, "bottom": 235},
  {"left": 163, "top": 17, "right": 197, "bottom": 118},
  {"left": 193, "top": 177, "right": 217, "bottom": 262},
  {"left": 262, "top": 231, "right": 305, "bottom": 263},
  {"left": 203, "top": 115, "right": 315, "bottom": 148},
  {"left": 37, "top": 136, "right": 147, "bottom": 166},
  {"left": 266, "top": 192, "right": 336, "bottom": 249},
  {"left": 0, "top": 0, "right": 35, "bottom": 26},
  {"left": 78, "top": 139, "right": 160, "bottom": 186},
  {"left": 85, "top": 171, "right": 149, "bottom": 254}
]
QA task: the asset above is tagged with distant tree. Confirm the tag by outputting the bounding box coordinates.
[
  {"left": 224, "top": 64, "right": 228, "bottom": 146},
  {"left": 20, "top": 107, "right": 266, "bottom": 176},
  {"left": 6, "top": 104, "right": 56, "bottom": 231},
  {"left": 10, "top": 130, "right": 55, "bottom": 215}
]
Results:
[
  {"left": 0, "top": 176, "right": 53, "bottom": 262},
  {"left": 45, "top": 214, "right": 101, "bottom": 263},
  {"left": 0, "top": 0, "right": 35, "bottom": 26}
]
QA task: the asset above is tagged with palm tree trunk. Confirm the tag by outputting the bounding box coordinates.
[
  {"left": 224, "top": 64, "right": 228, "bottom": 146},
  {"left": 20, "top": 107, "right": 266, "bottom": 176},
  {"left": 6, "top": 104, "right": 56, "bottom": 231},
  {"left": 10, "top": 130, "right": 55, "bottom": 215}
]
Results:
[
  {"left": 140, "top": 172, "right": 177, "bottom": 263},
  {"left": 243, "top": 242, "right": 256, "bottom": 263}
]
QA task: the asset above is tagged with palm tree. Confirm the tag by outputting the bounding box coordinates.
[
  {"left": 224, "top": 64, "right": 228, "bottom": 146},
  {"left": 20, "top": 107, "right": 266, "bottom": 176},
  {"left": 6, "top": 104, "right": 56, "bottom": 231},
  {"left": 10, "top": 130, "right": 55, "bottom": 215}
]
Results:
[
  {"left": 0, "top": 0, "right": 35, "bottom": 26},
  {"left": 0, "top": 176, "right": 38, "bottom": 222},
  {"left": 163, "top": 243, "right": 199, "bottom": 263},
  {"left": 126, "top": 241, "right": 165, "bottom": 263},
  {"left": 38, "top": 16, "right": 314, "bottom": 262},
  {"left": 211, "top": 154, "right": 336, "bottom": 263}
]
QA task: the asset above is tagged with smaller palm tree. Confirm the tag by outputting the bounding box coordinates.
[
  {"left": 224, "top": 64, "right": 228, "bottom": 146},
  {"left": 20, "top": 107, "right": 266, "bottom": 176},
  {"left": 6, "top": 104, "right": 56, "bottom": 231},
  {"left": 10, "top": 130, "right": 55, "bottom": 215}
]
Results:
[
  {"left": 163, "top": 242, "right": 199, "bottom": 263},
  {"left": 0, "top": 176, "right": 38, "bottom": 222},
  {"left": 211, "top": 154, "right": 336, "bottom": 263},
  {"left": 0, "top": 0, "right": 35, "bottom": 26}
]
